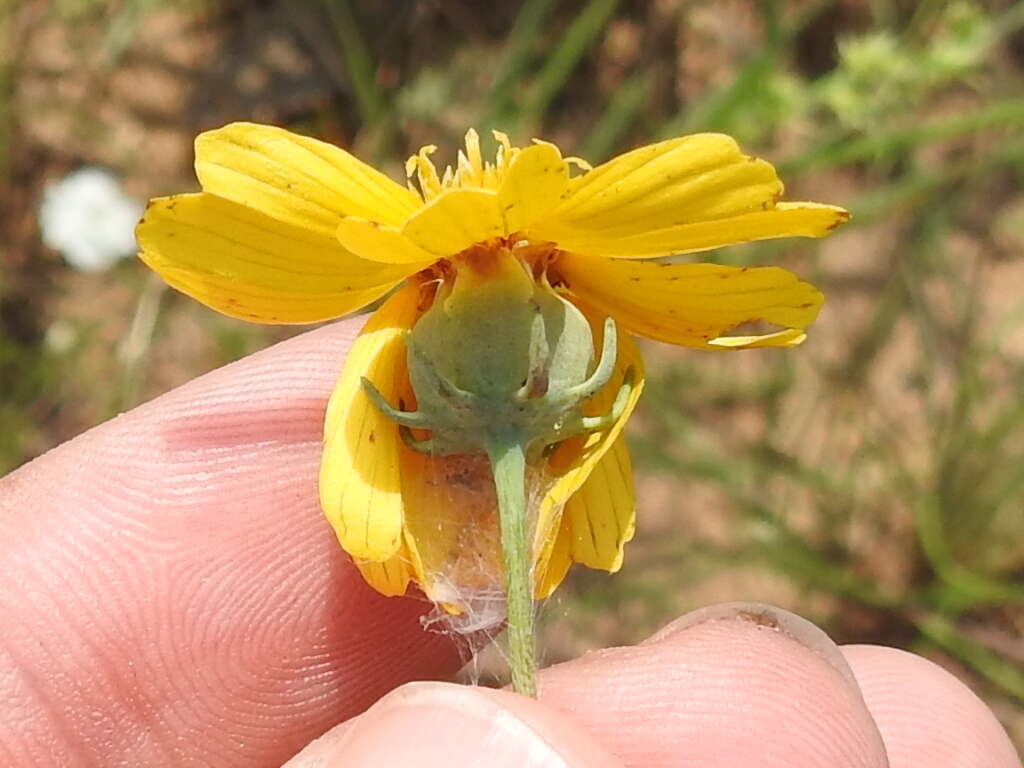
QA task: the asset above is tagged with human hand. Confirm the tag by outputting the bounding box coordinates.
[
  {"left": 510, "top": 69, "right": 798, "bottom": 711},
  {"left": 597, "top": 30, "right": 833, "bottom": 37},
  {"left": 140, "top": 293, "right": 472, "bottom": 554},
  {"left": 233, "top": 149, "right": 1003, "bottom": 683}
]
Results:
[
  {"left": 287, "top": 603, "right": 1023, "bottom": 768},
  {"left": 1, "top": 321, "right": 1018, "bottom": 767}
]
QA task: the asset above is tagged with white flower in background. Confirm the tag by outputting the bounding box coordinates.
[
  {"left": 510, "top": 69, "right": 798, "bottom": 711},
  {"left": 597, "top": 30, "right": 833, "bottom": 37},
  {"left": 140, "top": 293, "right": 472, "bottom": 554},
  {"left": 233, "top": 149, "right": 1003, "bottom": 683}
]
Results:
[{"left": 39, "top": 167, "right": 144, "bottom": 272}]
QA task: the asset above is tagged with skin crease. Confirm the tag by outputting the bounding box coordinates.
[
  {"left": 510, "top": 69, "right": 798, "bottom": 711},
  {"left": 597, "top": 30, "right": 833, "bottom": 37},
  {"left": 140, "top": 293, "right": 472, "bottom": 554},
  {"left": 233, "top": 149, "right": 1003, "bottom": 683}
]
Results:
[{"left": 0, "top": 319, "right": 1019, "bottom": 768}]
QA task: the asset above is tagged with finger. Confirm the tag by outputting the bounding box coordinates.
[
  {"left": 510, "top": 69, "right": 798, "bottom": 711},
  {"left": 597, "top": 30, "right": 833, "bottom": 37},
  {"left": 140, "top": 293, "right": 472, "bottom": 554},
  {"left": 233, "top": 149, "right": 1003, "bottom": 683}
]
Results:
[
  {"left": 537, "top": 602, "right": 889, "bottom": 768},
  {"left": 285, "top": 682, "right": 624, "bottom": 768},
  {"left": 842, "top": 644, "right": 1021, "bottom": 768},
  {"left": 0, "top": 320, "right": 462, "bottom": 767}
]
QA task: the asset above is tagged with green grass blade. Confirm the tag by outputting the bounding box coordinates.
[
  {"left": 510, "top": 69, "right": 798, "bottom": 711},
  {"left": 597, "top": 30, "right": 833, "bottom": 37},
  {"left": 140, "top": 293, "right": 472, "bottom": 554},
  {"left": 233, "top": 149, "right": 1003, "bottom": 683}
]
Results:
[
  {"left": 483, "top": 0, "right": 557, "bottom": 129},
  {"left": 324, "top": 0, "right": 384, "bottom": 127},
  {"left": 916, "top": 613, "right": 1024, "bottom": 702},
  {"left": 578, "top": 70, "right": 651, "bottom": 161},
  {"left": 522, "top": 0, "right": 621, "bottom": 127},
  {"left": 783, "top": 99, "right": 1024, "bottom": 173}
]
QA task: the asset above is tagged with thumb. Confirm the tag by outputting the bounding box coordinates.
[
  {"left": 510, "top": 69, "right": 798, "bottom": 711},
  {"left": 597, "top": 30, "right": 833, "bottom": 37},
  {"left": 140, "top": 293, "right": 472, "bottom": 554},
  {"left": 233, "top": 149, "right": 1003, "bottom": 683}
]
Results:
[{"left": 284, "top": 682, "right": 623, "bottom": 768}]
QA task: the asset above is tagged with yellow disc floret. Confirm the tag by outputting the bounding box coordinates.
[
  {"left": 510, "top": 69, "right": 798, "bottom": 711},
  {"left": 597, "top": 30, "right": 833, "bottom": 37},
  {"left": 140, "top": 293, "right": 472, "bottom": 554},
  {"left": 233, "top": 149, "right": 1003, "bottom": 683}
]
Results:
[{"left": 406, "top": 129, "right": 519, "bottom": 200}]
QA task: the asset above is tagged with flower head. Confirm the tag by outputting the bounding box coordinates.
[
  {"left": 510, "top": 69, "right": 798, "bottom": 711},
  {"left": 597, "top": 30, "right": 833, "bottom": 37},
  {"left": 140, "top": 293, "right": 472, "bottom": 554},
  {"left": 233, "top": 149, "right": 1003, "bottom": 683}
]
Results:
[{"left": 137, "top": 123, "right": 847, "bottom": 615}]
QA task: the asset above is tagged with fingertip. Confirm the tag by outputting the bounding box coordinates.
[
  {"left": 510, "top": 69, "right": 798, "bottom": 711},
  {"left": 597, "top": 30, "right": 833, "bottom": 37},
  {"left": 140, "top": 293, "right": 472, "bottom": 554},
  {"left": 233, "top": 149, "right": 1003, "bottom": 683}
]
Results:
[
  {"left": 843, "top": 645, "right": 1021, "bottom": 768},
  {"left": 539, "top": 602, "right": 888, "bottom": 768},
  {"left": 644, "top": 601, "right": 861, "bottom": 688},
  {"left": 285, "top": 682, "right": 623, "bottom": 768}
]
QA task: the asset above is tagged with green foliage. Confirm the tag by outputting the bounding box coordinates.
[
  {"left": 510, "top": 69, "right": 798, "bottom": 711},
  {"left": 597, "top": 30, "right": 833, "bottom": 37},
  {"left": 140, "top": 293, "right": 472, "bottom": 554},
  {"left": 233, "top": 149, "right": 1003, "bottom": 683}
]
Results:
[{"left": 818, "top": 3, "right": 994, "bottom": 130}]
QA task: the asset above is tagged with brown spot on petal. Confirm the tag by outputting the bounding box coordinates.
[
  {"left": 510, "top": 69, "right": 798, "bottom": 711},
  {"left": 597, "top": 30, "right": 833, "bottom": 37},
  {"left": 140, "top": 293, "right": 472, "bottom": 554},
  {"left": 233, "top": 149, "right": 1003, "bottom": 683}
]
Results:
[{"left": 825, "top": 212, "right": 851, "bottom": 232}]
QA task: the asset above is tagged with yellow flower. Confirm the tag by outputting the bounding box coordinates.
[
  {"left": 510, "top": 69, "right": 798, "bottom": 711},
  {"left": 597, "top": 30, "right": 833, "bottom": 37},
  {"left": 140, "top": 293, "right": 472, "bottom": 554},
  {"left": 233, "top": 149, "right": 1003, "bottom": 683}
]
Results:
[{"left": 136, "top": 123, "right": 848, "bottom": 612}]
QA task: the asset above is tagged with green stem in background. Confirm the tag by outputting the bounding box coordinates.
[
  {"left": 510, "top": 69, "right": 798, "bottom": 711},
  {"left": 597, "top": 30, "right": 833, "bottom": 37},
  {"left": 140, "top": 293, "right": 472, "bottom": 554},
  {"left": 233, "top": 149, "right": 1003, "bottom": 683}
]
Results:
[
  {"left": 521, "top": 0, "right": 621, "bottom": 129},
  {"left": 115, "top": 271, "right": 166, "bottom": 413},
  {"left": 913, "top": 495, "right": 1024, "bottom": 611},
  {"left": 914, "top": 613, "right": 1024, "bottom": 703},
  {"left": 482, "top": 0, "right": 557, "bottom": 131},
  {"left": 579, "top": 70, "right": 651, "bottom": 162},
  {"left": 325, "top": 0, "right": 383, "bottom": 126},
  {"left": 780, "top": 98, "right": 1024, "bottom": 174},
  {"left": 323, "top": 0, "right": 395, "bottom": 160},
  {"left": 488, "top": 439, "right": 537, "bottom": 697}
]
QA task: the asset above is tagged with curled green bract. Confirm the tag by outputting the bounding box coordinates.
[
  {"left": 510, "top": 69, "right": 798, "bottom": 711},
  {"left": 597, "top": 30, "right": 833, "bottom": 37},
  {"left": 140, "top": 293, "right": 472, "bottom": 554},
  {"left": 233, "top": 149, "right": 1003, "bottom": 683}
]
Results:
[{"left": 361, "top": 243, "right": 633, "bottom": 459}]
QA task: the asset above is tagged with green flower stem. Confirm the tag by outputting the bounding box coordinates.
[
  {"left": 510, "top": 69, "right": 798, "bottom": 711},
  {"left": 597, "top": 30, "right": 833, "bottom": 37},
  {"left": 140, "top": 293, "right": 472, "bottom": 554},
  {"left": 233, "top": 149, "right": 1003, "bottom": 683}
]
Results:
[{"left": 488, "top": 439, "right": 537, "bottom": 697}]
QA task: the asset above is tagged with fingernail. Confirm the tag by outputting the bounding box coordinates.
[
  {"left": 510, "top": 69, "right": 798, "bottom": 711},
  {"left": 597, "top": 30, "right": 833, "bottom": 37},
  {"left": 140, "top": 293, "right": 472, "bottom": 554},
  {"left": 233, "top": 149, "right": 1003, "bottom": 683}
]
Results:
[
  {"left": 643, "top": 601, "right": 860, "bottom": 689},
  {"left": 315, "top": 682, "right": 619, "bottom": 768}
]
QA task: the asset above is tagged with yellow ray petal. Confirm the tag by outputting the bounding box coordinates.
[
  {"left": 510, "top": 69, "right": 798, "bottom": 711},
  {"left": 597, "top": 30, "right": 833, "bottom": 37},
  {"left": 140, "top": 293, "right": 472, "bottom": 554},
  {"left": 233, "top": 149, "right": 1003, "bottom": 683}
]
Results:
[
  {"left": 356, "top": 556, "right": 413, "bottom": 598},
  {"left": 539, "top": 202, "right": 850, "bottom": 259},
  {"left": 399, "top": 448, "right": 506, "bottom": 610},
  {"left": 708, "top": 329, "right": 808, "bottom": 348},
  {"left": 195, "top": 122, "right": 421, "bottom": 238},
  {"left": 532, "top": 304, "right": 646, "bottom": 575},
  {"left": 533, "top": 134, "right": 780, "bottom": 235},
  {"left": 137, "top": 193, "right": 412, "bottom": 323},
  {"left": 352, "top": 458, "right": 429, "bottom": 600},
  {"left": 533, "top": 510, "right": 573, "bottom": 600},
  {"left": 532, "top": 434, "right": 635, "bottom": 598},
  {"left": 320, "top": 284, "right": 422, "bottom": 563},
  {"left": 337, "top": 217, "right": 438, "bottom": 266},
  {"left": 564, "top": 435, "right": 636, "bottom": 572},
  {"left": 497, "top": 141, "right": 570, "bottom": 233},
  {"left": 401, "top": 187, "right": 506, "bottom": 257},
  {"left": 555, "top": 255, "right": 824, "bottom": 349}
]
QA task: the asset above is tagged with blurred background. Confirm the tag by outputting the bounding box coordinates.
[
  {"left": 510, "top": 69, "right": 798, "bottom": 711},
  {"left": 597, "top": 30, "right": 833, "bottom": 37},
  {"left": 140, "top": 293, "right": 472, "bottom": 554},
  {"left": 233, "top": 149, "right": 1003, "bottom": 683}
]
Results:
[{"left": 2, "top": 0, "right": 1022, "bottom": 748}]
